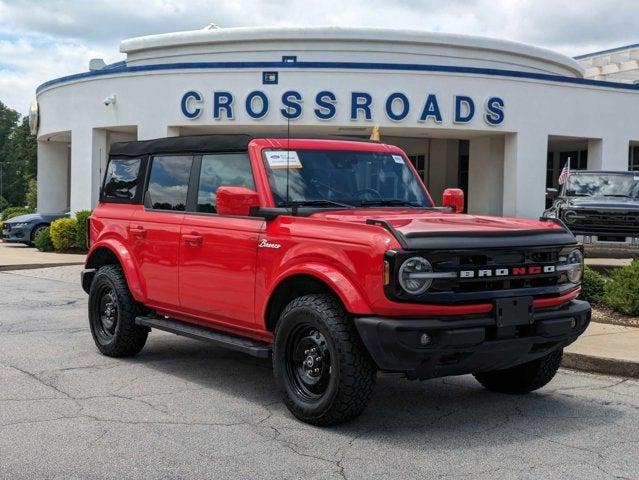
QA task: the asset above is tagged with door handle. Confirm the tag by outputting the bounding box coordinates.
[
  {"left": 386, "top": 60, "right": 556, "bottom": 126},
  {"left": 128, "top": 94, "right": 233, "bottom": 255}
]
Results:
[
  {"left": 131, "top": 226, "right": 146, "bottom": 239},
  {"left": 183, "top": 233, "right": 203, "bottom": 246}
]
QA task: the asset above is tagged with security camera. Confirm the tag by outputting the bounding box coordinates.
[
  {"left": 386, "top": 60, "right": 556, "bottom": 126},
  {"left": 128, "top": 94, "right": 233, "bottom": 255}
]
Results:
[{"left": 103, "top": 95, "right": 116, "bottom": 106}]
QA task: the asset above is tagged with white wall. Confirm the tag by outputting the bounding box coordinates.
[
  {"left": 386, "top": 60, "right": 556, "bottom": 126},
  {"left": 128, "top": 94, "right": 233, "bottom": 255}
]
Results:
[
  {"left": 468, "top": 136, "right": 504, "bottom": 216},
  {"left": 37, "top": 140, "right": 69, "bottom": 213}
]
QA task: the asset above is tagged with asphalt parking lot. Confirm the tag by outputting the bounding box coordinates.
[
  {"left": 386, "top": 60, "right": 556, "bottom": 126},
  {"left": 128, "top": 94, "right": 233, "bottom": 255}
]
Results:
[{"left": 0, "top": 266, "right": 637, "bottom": 479}]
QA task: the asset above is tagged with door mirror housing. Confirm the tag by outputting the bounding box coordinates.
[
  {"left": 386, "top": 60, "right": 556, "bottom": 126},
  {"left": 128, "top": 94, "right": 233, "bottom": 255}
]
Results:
[
  {"left": 442, "top": 188, "right": 464, "bottom": 213},
  {"left": 546, "top": 187, "right": 559, "bottom": 198},
  {"left": 216, "top": 186, "right": 260, "bottom": 216}
]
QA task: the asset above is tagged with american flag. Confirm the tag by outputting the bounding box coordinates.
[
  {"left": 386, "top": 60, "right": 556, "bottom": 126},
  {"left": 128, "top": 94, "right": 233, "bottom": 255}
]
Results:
[{"left": 558, "top": 161, "right": 571, "bottom": 185}]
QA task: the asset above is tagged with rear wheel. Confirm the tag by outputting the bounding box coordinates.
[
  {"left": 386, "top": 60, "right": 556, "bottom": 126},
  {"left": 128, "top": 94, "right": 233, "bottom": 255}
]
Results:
[
  {"left": 29, "top": 224, "right": 48, "bottom": 246},
  {"left": 273, "top": 294, "right": 376, "bottom": 426},
  {"left": 473, "top": 349, "right": 563, "bottom": 394},
  {"left": 88, "top": 265, "right": 148, "bottom": 357}
]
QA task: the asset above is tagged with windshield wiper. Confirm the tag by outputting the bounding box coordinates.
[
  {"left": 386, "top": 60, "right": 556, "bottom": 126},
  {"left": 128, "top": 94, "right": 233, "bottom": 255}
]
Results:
[
  {"left": 288, "top": 200, "right": 355, "bottom": 209},
  {"left": 359, "top": 199, "right": 424, "bottom": 207},
  {"left": 604, "top": 194, "right": 631, "bottom": 198}
]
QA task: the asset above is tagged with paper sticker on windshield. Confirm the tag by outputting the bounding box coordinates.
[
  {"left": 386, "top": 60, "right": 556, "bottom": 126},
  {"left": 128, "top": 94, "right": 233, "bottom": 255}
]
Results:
[
  {"left": 265, "top": 151, "right": 302, "bottom": 169},
  {"left": 392, "top": 155, "right": 404, "bottom": 164}
]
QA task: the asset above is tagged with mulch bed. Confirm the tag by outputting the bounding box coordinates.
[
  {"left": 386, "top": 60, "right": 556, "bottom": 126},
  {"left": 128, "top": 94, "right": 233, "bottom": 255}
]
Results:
[{"left": 591, "top": 305, "right": 639, "bottom": 328}]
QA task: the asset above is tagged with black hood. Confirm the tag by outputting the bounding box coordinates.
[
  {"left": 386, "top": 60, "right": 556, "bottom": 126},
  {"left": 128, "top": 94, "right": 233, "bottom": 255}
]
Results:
[{"left": 560, "top": 196, "right": 639, "bottom": 210}]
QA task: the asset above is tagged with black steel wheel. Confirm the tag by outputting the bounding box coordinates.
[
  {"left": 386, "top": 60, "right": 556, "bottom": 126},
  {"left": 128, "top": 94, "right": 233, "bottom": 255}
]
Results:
[
  {"left": 88, "top": 264, "right": 148, "bottom": 357},
  {"left": 273, "top": 294, "right": 376, "bottom": 426}
]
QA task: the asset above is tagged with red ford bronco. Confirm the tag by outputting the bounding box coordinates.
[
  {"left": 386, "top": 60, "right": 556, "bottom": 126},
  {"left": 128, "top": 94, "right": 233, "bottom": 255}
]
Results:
[{"left": 82, "top": 135, "right": 590, "bottom": 425}]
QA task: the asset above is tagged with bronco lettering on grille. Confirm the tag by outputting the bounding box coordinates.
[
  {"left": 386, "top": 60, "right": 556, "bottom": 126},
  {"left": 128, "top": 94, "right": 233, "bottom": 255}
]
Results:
[{"left": 459, "top": 265, "right": 555, "bottom": 278}]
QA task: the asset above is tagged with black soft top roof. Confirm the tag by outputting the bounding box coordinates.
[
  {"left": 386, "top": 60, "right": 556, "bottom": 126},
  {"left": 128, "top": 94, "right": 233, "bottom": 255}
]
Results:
[
  {"left": 108, "top": 134, "right": 380, "bottom": 157},
  {"left": 109, "top": 134, "right": 254, "bottom": 157}
]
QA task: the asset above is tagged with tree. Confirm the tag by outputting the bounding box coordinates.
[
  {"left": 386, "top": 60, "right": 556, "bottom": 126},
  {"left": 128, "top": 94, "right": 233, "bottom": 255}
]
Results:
[
  {"left": 2, "top": 116, "right": 37, "bottom": 206},
  {"left": 0, "top": 101, "right": 20, "bottom": 202}
]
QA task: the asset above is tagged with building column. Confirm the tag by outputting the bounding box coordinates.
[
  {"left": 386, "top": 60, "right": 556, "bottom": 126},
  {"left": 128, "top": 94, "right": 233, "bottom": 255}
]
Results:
[
  {"left": 428, "top": 139, "right": 459, "bottom": 202},
  {"left": 502, "top": 131, "right": 548, "bottom": 219},
  {"left": 37, "top": 140, "right": 70, "bottom": 213},
  {"left": 468, "top": 136, "right": 504, "bottom": 216},
  {"left": 137, "top": 125, "right": 180, "bottom": 141},
  {"left": 70, "top": 127, "right": 104, "bottom": 212},
  {"left": 588, "top": 136, "right": 628, "bottom": 171}
]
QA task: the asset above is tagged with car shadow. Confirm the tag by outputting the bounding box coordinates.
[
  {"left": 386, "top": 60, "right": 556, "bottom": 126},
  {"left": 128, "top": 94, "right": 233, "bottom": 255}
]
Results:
[{"left": 135, "top": 334, "right": 622, "bottom": 448}]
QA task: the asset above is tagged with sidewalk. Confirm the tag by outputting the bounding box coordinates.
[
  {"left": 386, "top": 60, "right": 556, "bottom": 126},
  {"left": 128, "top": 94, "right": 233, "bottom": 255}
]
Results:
[
  {"left": 563, "top": 322, "right": 639, "bottom": 378},
  {"left": 0, "top": 241, "right": 85, "bottom": 271},
  {"left": 585, "top": 257, "right": 632, "bottom": 269}
]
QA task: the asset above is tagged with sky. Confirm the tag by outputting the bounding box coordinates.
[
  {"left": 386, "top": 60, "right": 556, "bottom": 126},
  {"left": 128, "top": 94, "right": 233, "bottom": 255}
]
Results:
[{"left": 1, "top": 0, "right": 638, "bottom": 115}]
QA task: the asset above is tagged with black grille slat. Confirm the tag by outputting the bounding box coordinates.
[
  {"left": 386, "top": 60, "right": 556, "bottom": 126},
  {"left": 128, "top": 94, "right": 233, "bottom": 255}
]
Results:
[{"left": 567, "top": 209, "right": 639, "bottom": 236}]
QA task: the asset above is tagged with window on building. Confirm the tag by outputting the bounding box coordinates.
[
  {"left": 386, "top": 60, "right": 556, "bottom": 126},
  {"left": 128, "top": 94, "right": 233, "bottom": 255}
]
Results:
[
  {"left": 407, "top": 154, "right": 426, "bottom": 181},
  {"left": 629, "top": 146, "right": 639, "bottom": 171},
  {"left": 197, "top": 153, "right": 255, "bottom": 213},
  {"left": 559, "top": 150, "right": 587, "bottom": 170},
  {"left": 147, "top": 155, "right": 194, "bottom": 211},
  {"left": 546, "top": 152, "right": 554, "bottom": 188},
  {"left": 458, "top": 140, "right": 469, "bottom": 213},
  {"left": 102, "top": 157, "right": 142, "bottom": 201}
]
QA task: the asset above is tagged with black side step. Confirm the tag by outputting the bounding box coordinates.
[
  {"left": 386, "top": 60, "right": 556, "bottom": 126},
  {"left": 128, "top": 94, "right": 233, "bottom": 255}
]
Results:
[{"left": 135, "top": 316, "right": 272, "bottom": 359}]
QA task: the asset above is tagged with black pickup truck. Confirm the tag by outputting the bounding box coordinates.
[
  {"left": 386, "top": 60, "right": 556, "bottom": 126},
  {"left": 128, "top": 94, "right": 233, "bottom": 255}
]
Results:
[{"left": 543, "top": 170, "right": 639, "bottom": 257}]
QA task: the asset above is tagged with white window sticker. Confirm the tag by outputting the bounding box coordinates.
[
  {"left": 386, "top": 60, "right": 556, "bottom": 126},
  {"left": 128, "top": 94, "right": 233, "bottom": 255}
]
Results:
[
  {"left": 392, "top": 155, "right": 404, "bottom": 164},
  {"left": 265, "top": 150, "right": 303, "bottom": 169}
]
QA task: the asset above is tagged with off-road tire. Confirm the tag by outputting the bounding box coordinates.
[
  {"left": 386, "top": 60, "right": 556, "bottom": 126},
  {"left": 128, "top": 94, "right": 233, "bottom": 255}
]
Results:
[
  {"left": 473, "top": 348, "right": 563, "bottom": 394},
  {"left": 88, "top": 264, "right": 148, "bottom": 357},
  {"left": 273, "top": 294, "right": 376, "bottom": 426}
]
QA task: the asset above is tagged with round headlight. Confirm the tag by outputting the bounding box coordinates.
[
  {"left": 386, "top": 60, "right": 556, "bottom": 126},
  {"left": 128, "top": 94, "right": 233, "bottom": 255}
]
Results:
[
  {"left": 566, "top": 249, "right": 583, "bottom": 283},
  {"left": 563, "top": 210, "right": 577, "bottom": 224},
  {"left": 398, "top": 257, "right": 433, "bottom": 295}
]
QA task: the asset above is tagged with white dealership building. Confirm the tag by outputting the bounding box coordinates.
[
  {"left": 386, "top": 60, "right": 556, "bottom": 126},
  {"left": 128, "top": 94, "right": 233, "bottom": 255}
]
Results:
[{"left": 33, "top": 26, "right": 639, "bottom": 218}]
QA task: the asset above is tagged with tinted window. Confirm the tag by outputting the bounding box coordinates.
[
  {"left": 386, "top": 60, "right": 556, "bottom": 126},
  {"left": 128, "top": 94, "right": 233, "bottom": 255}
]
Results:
[
  {"left": 147, "top": 155, "right": 194, "bottom": 211},
  {"left": 103, "top": 158, "right": 141, "bottom": 201},
  {"left": 197, "top": 153, "right": 255, "bottom": 213}
]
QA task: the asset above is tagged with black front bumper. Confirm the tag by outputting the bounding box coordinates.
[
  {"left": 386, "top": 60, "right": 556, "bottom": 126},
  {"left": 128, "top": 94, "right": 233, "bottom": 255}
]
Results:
[{"left": 354, "top": 300, "right": 591, "bottom": 380}]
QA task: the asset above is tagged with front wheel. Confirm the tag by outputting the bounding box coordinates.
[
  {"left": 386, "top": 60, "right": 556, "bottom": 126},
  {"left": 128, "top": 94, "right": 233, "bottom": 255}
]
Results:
[
  {"left": 473, "top": 349, "right": 563, "bottom": 394},
  {"left": 273, "top": 294, "right": 376, "bottom": 426},
  {"left": 88, "top": 264, "right": 148, "bottom": 357}
]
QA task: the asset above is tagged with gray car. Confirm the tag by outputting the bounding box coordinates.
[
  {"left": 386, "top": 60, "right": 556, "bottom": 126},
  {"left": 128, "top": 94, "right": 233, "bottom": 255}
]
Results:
[{"left": 2, "top": 212, "right": 69, "bottom": 245}]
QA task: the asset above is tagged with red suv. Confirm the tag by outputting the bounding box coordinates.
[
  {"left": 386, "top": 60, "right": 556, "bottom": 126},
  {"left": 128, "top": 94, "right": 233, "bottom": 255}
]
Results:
[{"left": 81, "top": 135, "right": 590, "bottom": 425}]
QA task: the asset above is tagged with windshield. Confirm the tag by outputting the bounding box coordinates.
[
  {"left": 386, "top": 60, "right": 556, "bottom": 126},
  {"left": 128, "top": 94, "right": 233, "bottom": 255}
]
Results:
[
  {"left": 262, "top": 149, "right": 432, "bottom": 208},
  {"left": 564, "top": 174, "right": 639, "bottom": 198}
]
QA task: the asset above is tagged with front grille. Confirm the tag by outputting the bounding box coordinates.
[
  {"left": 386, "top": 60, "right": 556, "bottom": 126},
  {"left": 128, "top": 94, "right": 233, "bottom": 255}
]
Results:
[
  {"left": 387, "top": 245, "right": 576, "bottom": 304},
  {"left": 565, "top": 209, "right": 639, "bottom": 236}
]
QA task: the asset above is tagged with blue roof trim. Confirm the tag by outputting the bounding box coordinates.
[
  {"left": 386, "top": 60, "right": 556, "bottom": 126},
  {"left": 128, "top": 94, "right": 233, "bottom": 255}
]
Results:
[
  {"left": 36, "top": 60, "right": 639, "bottom": 94},
  {"left": 574, "top": 42, "right": 639, "bottom": 60}
]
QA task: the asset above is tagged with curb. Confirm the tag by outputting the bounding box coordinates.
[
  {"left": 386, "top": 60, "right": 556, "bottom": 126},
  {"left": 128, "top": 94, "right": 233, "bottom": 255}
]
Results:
[
  {"left": 562, "top": 352, "right": 639, "bottom": 379},
  {"left": 0, "top": 262, "right": 84, "bottom": 272}
]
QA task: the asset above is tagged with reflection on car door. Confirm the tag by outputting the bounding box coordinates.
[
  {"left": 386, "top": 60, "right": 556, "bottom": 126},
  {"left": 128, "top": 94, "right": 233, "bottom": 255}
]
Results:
[
  {"left": 179, "top": 153, "right": 264, "bottom": 329},
  {"left": 130, "top": 155, "right": 194, "bottom": 309}
]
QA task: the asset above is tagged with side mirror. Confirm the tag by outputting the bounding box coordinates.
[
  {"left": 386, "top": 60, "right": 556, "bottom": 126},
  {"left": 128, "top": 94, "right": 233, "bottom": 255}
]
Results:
[
  {"left": 216, "top": 186, "right": 260, "bottom": 216},
  {"left": 442, "top": 188, "right": 464, "bottom": 213},
  {"left": 546, "top": 188, "right": 558, "bottom": 198}
]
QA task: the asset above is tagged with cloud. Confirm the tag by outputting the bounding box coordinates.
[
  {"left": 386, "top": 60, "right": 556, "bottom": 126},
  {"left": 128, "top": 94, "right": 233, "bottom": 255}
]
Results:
[{"left": 1, "top": 0, "right": 638, "bottom": 114}]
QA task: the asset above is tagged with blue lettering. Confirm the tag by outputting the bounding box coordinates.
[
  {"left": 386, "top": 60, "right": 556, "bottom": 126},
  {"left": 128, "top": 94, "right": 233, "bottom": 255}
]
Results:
[
  {"left": 385, "top": 92, "right": 409, "bottom": 121},
  {"left": 419, "top": 94, "right": 442, "bottom": 123},
  {"left": 454, "top": 95, "right": 475, "bottom": 123},
  {"left": 484, "top": 96, "right": 505, "bottom": 125},
  {"left": 213, "top": 91, "right": 234, "bottom": 119},
  {"left": 281, "top": 90, "right": 303, "bottom": 119},
  {"left": 181, "top": 91, "right": 202, "bottom": 119},
  {"left": 351, "top": 92, "right": 372, "bottom": 120},
  {"left": 246, "top": 90, "right": 269, "bottom": 119},
  {"left": 314, "top": 91, "right": 336, "bottom": 120}
]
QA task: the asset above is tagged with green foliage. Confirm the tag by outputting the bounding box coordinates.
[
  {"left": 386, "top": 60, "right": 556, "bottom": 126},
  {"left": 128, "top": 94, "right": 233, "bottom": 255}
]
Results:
[
  {"left": 580, "top": 266, "right": 606, "bottom": 304},
  {"left": 1, "top": 205, "right": 33, "bottom": 221},
  {"left": 0, "top": 196, "right": 8, "bottom": 212},
  {"left": 34, "top": 226, "right": 53, "bottom": 252},
  {"left": 604, "top": 259, "right": 639, "bottom": 316},
  {"left": 73, "top": 210, "right": 92, "bottom": 251},
  {"left": 25, "top": 178, "right": 37, "bottom": 210},
  {"left": 49, "top": 217, "right": 77, "bottom": 251}
]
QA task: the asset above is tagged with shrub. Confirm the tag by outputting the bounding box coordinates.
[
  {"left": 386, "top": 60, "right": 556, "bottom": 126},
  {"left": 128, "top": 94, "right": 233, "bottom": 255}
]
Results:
[
  {"left": 49, "top": 217, "right": 78, "bottom": 251},
  {"left": 0, "top": 196, "right": 8, "bottom": 212},
  {"left": 1, "top": 206, "right": 33, "bottom": 221},
  {"left": 74, "top": 210, "right": 92, "bottom": 251},
  {"left": 34, "top": 226, "right": 53, "bottom": 252},
  {"left": 25, "top": 178, "right": 37, "bottom": 210},
  {"left": 580, "top": 266, "right": 607, "bottom": 305},
  {"left": 604, "top": 259, "right": 639, "bottom": 316}
]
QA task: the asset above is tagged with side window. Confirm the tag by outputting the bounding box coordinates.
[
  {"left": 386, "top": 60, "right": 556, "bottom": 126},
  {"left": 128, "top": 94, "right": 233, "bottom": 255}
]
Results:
[
  {"left": 147, "top": 155, "right": 194, "bottom": 211},
  {"left": 102, "top": 157, "right": 142, "bottom": 201},
  {"left": 197, "top": 153, "right": 255, "bottom": 213}
]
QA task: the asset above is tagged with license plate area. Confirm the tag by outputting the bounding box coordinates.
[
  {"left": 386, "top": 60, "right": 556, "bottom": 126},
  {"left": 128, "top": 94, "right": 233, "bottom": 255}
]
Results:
[{"left": 495, "top": 296, "right": 533, "bottom": 327}]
